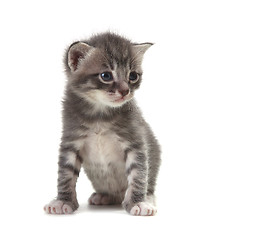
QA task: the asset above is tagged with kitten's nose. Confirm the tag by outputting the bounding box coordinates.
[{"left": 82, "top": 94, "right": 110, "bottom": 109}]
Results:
[{"left": 119, "top": 89, "right": 130, "bottom": 97}]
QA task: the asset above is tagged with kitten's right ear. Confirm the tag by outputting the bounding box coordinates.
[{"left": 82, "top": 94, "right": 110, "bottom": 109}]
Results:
[
  {"left": 67, "top": 42, "right": 93, "bottom": 71},
  {"left": 132, "top": 43, "right": 153, "bottom": 63}
]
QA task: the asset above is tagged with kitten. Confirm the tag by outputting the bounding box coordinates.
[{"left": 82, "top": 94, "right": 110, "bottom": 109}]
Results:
[{"left": 44, "top": 32, "right": 161, "bottom": 216}]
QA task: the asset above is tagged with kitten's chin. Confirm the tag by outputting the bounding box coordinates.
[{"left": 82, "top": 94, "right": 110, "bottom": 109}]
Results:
[{"left": 104, "top": 95, "right": 133, "bottom": 108}]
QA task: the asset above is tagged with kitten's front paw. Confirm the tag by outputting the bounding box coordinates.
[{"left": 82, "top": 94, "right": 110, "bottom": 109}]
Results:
[
  {"left": 123, "top": 201, "right": 157, "bottom": 216},
  {"left": 130, "top": 202, "right": 157, "bottom": 216},
  {"left": 44, "top": 200, "right": 76, "bottom": 214}
]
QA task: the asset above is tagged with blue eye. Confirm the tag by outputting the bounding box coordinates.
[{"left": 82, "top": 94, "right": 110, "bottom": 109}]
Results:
[
  {"left": 100, "top": 72, "right": 113, "bottom": 81},
  {"left": 129, "top": 71, "right": 139, "bottom": 82}
]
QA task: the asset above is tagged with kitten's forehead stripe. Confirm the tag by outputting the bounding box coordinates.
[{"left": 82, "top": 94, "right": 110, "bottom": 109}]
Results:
[
  {"left": 101, "top": 63, "right": 109, "bottom": 69},
  {"left": 88, "top": 33, "right": 132, "bottom": 68}
]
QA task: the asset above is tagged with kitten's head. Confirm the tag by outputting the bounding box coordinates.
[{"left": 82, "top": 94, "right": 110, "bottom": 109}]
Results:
[{"left": 65, "top": 33, "right": 152, "bottom": 108}]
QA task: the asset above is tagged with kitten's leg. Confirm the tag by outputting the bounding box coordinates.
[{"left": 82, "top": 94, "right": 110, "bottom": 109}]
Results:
[
  {"left": 44, "top": 146, "right": 82, "bottom": 214},
  {"left": 88, "top": 193, "right": 122, "bottom": 205},
  {"left": 88, "top": 193, "right": 113, "bottom": 205},
  {"left": 122, "top": 151, "right": 157, "bottom": 216}
]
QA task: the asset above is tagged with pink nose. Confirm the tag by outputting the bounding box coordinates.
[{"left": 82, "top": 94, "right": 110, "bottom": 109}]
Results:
[{"left": 119, "top": 89, "right": 129, "bottom": 97}]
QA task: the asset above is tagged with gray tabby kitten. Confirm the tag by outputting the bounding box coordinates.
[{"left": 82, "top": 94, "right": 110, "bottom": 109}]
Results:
[{"left": 44, "top": 32, "right": 161, "bottom": 216}]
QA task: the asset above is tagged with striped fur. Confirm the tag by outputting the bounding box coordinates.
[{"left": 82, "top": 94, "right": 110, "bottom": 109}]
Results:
[{"left": 44, "top": 32, "right": 161, "bottom": 216}]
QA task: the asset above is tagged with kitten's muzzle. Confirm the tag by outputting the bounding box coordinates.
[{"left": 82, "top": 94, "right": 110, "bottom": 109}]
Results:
[{"left": 119, "top": 89, "right": 130, "bottom": 97}]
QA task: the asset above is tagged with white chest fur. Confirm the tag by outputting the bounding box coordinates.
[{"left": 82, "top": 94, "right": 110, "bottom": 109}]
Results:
[{"left": 80, "top": 123, "right": 128, "bottom": 194}]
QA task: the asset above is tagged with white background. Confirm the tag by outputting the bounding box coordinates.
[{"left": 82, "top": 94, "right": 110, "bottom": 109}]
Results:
[{"left": 0, "top": 0, "right": 275, "bottom": 239}]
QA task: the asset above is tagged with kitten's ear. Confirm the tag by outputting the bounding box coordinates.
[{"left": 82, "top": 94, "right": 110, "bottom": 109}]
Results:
[
  {"left": 132, "top": 43, "right": 153, "bottom": 61},
  {"left": 67, "top": 42, "right": 93, "bottom": 71}
]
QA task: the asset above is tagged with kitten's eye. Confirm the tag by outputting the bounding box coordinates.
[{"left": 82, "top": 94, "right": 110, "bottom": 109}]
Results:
[
  {"left": 100, "top": 72, "right": 113, "bottom": 82},
  {"left": 129, "top": 71, "right": 139, "bottom": 82}
]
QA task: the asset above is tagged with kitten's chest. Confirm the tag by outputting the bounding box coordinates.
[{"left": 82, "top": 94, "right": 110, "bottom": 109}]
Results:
[{"left": 81, "top": 123, "right": 126, "bottom": 166}]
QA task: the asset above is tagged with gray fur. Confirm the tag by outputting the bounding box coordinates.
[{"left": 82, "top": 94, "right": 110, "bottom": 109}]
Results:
[{"left": 44, "top": 32, "right": 161, "bottom": 215}]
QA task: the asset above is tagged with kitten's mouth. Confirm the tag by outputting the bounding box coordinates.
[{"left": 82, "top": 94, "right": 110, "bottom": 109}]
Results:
[
  {"left": 106, "top": 91, "right": 132, "bottom": 105},
  {"left": 113, "top": 97, "right": 126, "bottom": 103}
]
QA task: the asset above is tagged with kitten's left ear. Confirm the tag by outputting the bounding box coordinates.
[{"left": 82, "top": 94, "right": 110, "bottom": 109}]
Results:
[
  {"left": 67, "top": 42, "right": 93, "bottom": 71},
  {"left": 132, "top": 43, "right": 153, "bottom": 61}
]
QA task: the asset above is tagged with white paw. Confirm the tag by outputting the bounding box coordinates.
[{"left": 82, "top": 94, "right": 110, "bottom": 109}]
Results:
[
  {"left": 130, "top": 202, "right": 157, "bottom": 216},
  {"left": 44, "top": 200, "right": 73, "bottom": 214}
]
